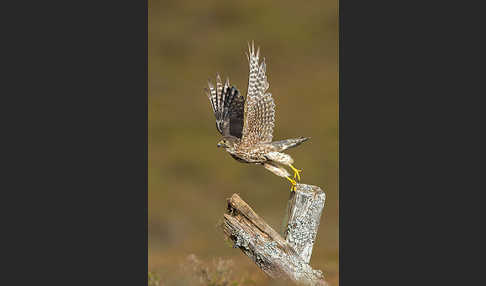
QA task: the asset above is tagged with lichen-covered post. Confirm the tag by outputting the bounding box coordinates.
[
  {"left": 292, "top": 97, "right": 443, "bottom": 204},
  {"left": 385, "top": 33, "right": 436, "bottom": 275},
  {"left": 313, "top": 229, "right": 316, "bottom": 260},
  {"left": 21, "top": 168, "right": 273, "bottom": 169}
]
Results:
[
  {"left": 284, "top": 184, "right": 326, "bottom": 263},
  {"left": 223, "top": 193, "right": 327, "bottom": 286}
]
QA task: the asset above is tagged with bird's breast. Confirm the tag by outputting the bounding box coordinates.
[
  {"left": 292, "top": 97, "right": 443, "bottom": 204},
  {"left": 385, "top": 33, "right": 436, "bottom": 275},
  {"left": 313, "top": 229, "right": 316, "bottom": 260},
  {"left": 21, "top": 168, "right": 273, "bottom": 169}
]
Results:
[
  {"left": 228, "top": 151, "right": 265, "bottom": 164},
  {"left": 229, "top": 153, "right": 247, "bottom": 163}
]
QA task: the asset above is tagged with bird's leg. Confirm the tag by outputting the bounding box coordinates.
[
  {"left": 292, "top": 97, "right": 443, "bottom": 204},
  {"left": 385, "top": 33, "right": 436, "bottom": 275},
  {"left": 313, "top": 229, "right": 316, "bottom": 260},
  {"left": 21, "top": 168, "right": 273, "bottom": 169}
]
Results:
[
  {"left": 289, "top": 164, "right": 302, "bottom": 182},
  {"left": 286, "top": 176, "right": 297, "bottom": 192}
]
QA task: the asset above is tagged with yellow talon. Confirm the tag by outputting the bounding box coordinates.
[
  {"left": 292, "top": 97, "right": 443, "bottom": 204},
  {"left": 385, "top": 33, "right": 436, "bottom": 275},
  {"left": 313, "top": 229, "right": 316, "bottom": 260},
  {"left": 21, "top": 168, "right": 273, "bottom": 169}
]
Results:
[
  {"left": 289, "top": 164, "right": 302, "bottom": 182},
  {"left": 286, "top": 176, "right": 297, "bottom": 192}
]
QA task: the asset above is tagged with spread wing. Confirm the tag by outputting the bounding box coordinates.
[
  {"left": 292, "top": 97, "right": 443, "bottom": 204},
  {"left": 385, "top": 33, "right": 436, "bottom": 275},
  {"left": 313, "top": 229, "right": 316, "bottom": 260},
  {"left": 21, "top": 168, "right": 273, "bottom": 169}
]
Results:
[
  {"left": 241, "top": 42, "right": 276, "bottom": 145},
  {"left": 206, "top": 74, "right": 245, "bottom": 138}
]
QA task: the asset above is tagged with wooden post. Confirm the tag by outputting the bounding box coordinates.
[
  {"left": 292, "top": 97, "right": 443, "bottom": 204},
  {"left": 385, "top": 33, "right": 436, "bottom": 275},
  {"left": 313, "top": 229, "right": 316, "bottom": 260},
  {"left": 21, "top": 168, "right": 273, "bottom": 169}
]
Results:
[
  {"left": 222, "top": 184, "right": 327, "bottom": 286},
  {"left": 284, "top": 184, "right": 326, "bottom": 264}
]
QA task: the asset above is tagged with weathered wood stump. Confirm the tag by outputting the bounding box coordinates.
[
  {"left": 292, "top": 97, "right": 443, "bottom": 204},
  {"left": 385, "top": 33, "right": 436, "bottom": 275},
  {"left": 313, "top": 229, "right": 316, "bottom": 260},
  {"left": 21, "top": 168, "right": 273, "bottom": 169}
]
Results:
[
  {"left": 222, "top": 183, "right": 327, "bottom": 286},
  {"left": 284, "top": 184, "right": 326, "bottom": 264}
]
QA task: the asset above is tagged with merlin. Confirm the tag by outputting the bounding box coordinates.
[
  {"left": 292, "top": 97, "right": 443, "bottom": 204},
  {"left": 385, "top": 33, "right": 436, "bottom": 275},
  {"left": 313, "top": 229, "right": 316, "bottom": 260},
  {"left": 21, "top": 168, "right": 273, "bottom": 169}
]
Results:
[{"left": 205, "top": 42, "right": 309, "bottom": 191}]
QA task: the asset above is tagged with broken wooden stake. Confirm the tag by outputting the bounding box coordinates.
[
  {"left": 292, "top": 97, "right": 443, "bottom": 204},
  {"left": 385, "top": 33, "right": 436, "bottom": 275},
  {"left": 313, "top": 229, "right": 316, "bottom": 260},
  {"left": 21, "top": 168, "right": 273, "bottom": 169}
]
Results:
[
  {"left": 222, "top": 184, "right": 327, "bottom": 286},
  {"left": 284, "top": 184, "right": 326, "bottom": 264}
]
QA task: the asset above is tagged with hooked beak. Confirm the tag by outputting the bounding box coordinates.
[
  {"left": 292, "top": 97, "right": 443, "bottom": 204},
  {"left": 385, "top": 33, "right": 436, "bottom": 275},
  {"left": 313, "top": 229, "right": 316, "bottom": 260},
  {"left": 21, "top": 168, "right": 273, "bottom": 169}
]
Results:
[{"left": 217, "top": 141, "right": 223, "bottom": 148}]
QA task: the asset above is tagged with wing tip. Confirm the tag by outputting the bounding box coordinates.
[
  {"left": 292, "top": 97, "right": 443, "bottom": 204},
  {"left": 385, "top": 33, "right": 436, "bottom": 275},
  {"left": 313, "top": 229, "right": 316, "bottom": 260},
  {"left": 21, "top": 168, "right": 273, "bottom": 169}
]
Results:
[
  {"left": 247, "top": 40, "right": 261, "bottom": 58},
  {"left": 207, "top": 79, "right": 214, "bottom": 89}
]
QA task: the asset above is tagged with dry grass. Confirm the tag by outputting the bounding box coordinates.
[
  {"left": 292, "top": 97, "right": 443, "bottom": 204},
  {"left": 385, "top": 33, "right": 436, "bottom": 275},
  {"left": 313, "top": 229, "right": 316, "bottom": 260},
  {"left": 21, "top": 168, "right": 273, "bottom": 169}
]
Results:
[
  {"left": 181, "top": 254, "right": 256, "bottom": 286},
  {"left": 150, "top": 254, "right": 307, "bottom": 286},
  {"left": 149, "top": 0, "right": 338, "bottom": 285}
]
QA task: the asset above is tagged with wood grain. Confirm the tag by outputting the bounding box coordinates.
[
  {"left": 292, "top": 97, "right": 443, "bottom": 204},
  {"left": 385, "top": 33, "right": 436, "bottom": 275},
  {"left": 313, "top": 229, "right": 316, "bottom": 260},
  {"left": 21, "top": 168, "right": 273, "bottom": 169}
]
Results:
[{"left": 222, "top": 188, "right": 327, "bottom": 286}]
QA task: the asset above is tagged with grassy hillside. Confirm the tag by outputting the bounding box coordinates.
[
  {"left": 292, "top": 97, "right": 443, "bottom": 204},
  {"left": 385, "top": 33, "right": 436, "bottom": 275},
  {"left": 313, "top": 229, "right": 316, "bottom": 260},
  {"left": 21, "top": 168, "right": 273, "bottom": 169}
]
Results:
[{"left": 149, "top": 0, "right": 338, "bottom": 284}]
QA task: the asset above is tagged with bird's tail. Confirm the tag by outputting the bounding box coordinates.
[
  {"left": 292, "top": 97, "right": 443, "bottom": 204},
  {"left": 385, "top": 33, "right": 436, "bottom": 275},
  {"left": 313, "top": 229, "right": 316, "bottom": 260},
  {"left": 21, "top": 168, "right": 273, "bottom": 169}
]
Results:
[{"left": 271, "top": 137, "right": 310, "bottom": 152}]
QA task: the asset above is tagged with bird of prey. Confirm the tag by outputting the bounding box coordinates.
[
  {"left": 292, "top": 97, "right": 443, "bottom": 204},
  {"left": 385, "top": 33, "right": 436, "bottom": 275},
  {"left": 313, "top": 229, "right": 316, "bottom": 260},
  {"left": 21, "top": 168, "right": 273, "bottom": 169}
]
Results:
[{"left": 205, "top": 42, "right": 309, "bottom": 191}]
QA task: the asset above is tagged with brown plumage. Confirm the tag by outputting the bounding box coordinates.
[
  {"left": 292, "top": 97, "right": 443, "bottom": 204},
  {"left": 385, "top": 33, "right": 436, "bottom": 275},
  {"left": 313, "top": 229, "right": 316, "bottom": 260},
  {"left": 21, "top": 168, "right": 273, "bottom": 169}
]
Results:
[{"left": 205, "top": 42, "right": 309, "bottom": 191}]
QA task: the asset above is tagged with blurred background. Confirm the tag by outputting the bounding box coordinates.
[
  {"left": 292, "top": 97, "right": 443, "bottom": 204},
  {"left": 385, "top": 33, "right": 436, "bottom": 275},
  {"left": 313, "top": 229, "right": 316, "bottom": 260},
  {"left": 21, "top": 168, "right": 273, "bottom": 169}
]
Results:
[{"left": 149, "top": 0, "right": 338, "bottom": 285}]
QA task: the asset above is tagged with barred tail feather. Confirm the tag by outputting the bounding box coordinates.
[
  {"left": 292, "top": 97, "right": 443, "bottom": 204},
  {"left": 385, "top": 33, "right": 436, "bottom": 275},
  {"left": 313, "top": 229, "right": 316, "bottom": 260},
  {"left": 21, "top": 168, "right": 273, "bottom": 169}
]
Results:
[{"left": 271, "top": 137, "right": 310, "bottom": 152}]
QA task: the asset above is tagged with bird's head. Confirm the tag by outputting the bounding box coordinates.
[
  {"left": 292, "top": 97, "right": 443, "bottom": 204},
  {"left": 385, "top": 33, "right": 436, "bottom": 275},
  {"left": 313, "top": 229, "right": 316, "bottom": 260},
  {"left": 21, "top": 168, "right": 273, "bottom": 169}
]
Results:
[{"left": 217, "top": 136, "right": 238, "bottom": 149}]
